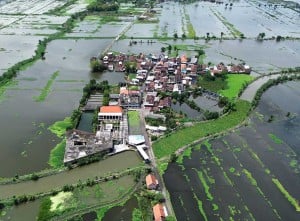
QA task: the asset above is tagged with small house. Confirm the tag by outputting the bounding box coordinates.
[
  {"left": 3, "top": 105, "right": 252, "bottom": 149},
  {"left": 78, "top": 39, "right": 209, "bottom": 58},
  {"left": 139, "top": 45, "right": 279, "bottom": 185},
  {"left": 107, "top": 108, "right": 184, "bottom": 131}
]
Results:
[{"left": 146, "top": 174, "right": 159, "bottom": 190}]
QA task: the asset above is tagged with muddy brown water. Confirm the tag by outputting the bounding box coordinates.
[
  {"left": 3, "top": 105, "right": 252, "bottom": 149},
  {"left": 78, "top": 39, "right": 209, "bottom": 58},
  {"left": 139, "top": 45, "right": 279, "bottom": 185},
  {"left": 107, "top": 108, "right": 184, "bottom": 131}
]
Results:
[{"left": 0, "top": 151, "right": 141, "bottom": 199}]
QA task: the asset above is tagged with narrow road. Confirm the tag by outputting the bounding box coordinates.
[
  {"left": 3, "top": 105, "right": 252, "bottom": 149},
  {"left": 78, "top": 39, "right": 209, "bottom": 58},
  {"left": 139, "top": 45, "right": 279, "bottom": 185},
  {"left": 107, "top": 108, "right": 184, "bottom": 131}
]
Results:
[{"left": 139, "top": 109, "right": 175, "bottom": 217}]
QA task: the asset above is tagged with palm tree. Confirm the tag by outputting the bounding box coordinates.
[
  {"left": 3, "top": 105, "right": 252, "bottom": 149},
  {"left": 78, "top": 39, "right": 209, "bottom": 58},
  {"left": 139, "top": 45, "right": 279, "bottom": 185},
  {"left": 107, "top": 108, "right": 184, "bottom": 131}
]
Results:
[{"left": 220, "top": 32, "right": 224, "bottom": 40}]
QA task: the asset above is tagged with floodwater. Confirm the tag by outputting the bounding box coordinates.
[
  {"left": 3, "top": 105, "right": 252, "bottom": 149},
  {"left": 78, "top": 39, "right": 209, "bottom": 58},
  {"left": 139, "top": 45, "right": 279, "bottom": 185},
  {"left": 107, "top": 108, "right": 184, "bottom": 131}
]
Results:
[
  {"left": 0, "top": 39, "right": 114, "bottom": 177},
  {"left": 0, "top": 151, "right": 141, "bottom": 199},
  {"left": 164, "top": 81, "right": 300, "bottom": 221},
  {"left": 1, "top": 199, "right": 40, "bottom": 221},
  {"left": 77, "top": 111, "right": 94, "bottom": 132},
  {"left": 171, "top": 102, "right": 203, "bottom": 120},
  {"left": 102, "top": 196, "right": 138, "bottom": 221}
]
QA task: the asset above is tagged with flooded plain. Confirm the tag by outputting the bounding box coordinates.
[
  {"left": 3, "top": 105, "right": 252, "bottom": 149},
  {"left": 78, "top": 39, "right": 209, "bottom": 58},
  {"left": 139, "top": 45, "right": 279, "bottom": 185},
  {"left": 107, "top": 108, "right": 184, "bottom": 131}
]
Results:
[
  {"left": 0, "top": 0, "right": 299, "bottom": 219},
  {"left": 164, "top": 81, "right": 300, "bottom": 221}
]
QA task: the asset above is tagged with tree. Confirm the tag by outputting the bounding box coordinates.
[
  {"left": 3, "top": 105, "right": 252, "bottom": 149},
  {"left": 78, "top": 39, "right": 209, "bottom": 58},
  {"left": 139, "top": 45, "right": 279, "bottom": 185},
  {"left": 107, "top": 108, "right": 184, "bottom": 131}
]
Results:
[
  {"left": 220, "top": 32, "right": 224, "bottom": 40},
  {"left": 182, "top": 33, "right": 186, "bottom": 39},
  {"left": 173, "top": 32, "right": 178, "bottom": 39},
  {"left": 206, "top": 32, "right": 210, "bottom": 39},
  {"left": 257, "top": 32, "right": 265, "bottom": 40},
  {"left": 161, "top": 47, "right": 166, "bottom": 53},
  {"left": 276, "top": 35, "right": 282, "bottom": 42}
]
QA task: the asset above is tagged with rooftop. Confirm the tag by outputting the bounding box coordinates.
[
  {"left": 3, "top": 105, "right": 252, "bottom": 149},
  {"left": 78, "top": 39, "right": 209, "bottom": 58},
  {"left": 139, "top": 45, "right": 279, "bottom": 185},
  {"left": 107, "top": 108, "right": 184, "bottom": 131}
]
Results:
[{"left": 100, "top": 105, "right": 123, "bottom": 113}]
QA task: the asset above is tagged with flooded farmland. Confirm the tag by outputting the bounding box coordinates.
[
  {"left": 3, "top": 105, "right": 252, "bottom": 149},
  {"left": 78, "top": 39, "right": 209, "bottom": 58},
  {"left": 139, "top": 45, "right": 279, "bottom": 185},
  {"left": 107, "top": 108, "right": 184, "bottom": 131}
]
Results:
[
  {"left": 164, "top": 81, "right": 300, "bottom": 221},
  {"left": 0, "top": 0, "right": 300, "bottom": 219}
]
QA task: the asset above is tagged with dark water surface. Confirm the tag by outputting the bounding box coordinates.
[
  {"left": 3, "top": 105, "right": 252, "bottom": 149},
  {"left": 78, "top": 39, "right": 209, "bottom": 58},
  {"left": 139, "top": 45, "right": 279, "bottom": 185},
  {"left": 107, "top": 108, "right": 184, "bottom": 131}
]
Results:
[{"left": 164, "top": 81, "right": 300, "bottom": 221}]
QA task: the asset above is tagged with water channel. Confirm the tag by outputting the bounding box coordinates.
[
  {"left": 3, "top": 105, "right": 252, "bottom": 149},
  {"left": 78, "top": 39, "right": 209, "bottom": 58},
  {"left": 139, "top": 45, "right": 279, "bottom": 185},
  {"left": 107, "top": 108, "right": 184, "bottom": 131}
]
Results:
[{"left": 0, "top": 151, "right": 141, "bottom": 199}]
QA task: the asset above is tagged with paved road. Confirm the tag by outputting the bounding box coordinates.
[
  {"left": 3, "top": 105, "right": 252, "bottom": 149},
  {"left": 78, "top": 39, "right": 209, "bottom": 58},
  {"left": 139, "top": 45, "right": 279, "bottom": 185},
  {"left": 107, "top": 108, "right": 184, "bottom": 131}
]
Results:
[{"left": 139, "top": 109, "right": 175, "bottom": 217}]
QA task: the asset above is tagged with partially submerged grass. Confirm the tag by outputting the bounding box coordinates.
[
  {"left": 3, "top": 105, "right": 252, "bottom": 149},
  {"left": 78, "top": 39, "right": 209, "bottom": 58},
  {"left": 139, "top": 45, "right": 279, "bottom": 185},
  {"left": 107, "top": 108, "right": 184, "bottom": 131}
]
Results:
[
  {"left": 153, "top": 100, "right": 251, "bottom": 159},
  {"left": 195, "top": 169, "right": 213, "bottom": 201},
  {"left": 193, "top": 193, "right": 208, "bottom": 221},
  {"left": 48, "top": 117, "right": 73, "bottom": 138},
  {"left": 272, "top": 178, "right": 300, "bottom": 212},
  {"left": 176, "top": 146, "right": 193, "bottom": 164},
  {"left": 268, "top": 133, "right": 283, "bottom": 144},
  {"left": 48, "top": 139, "right": 66, "bottom": 168},
  {"left": 34, "top": 71, "right": 59, "bottom": 102}
]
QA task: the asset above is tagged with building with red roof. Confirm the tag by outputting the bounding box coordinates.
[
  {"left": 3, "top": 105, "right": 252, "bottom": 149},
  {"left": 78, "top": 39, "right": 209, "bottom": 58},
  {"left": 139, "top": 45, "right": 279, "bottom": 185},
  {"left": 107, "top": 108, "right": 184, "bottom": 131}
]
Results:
[
  {"left": 98, "top": 105, "right": 123, "bottom": 122},
  {"left": 153, "top": 203, "right": 168, "bottom": 221},
  {"left": 146, "top": 174, "right": 159, "bottom": 190}
]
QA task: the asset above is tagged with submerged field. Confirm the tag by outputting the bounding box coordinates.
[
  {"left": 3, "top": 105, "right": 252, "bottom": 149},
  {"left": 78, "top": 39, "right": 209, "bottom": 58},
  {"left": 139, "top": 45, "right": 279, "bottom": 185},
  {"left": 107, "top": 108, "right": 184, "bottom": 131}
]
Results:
[{"left": 163, "top": 81, "right": 300, "bottom": 221}]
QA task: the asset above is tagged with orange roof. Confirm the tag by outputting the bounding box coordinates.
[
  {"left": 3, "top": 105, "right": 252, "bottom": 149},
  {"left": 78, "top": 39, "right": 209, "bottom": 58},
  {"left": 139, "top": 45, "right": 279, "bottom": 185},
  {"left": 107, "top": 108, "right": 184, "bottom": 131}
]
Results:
[
  {"left": 153, "top": 204, "right": 165, "bottom": 221},
  {"left": 146, "top": 174, "right": 158, "bottom": 187},
  {"left": 181, "top": 54, "right": 187, "bottom": 63},
  {"left": 100, "top": 106, "right": 122, "bottom": 113}
]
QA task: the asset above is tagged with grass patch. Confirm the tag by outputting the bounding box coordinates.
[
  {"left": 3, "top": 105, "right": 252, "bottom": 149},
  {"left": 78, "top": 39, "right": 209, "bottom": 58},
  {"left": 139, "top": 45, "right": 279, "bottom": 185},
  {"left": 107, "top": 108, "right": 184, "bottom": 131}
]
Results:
[
  {"left": 48, "top": 139, "right": 66, "bottom": 168},
  {"left": 34, "top": 71, "right": 59, "bottom": 102},
  {"left": 132, "top": 208, "right": 143, "bottom": 221},
  {"left": 48, "top": 117, "right": 73, "bottom": 137},
  {"left": 268, "top": 133, "right": 283, "bottom": 144},
  {"left": 153, "top": 100, "right": 250, "bottom": 159},
  {"left": 193, "top": 193, "right": 208, "bottom": 221},
  {"left": 50, "top": 191, "right": 73, "bottom": 212},
  {"left": 243, "top": 169, "right": 257, "bottom": 186},
  {"left": 219, "top": 74, "right": 254, "bottom": 99},
  {"left": 290, "top": 159, "right": 297, "bottom": 168},
  {"left": 229, "top": 167, "right": 236, "bottom": 173},
  {"left": 176, "top": 146, "right": 193, "bottom": 164},
  {"left": 195, "top": 169, "right": 213, "bottom": 201},
  {"left": 272, "top": 178, "right": 300, "bottom": 211},
  {"left": 128, "top": 110, "right": 140, "bottom": 127},
  {"left": 157, "top": 162, "right": 168, "bottom": 176},
  {"left": 197, "top": 76, "right": 227, "bottom": 92}
]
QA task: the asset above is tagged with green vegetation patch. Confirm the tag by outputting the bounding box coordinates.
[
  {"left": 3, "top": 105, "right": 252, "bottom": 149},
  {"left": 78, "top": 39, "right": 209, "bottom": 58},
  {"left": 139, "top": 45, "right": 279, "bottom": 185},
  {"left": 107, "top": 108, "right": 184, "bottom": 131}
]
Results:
[
  {"left": 132, "top": 208, "right": 143, "bottom": 221},
  {"left": 34, "top": 71, "right": 59, "bottom": 102},
  {"left": 196, "top": 169, "right": 213, "bottom": 201},
  {"left": 290, "top": 159, "right": 297, "bottom": 168},
  {"left": 272, "top": 178, "right": 300, "bottom": 211},
  {"left": 128, "top": 110, "right": 140, "bottom": 127},
  {"left": 48, "top": 139, "right": 66, "bottom": 168},
  {"left": 97, "top": 205, "right": 114, "bottom": 220},
  {"left": 243, "top": 169, "right": 257, "bottom": 186},
  {"left": 153, "top": 100, "right": 250, "bottom": 159},
  {"left": 268, "top": 133, "right": 283, "bottom": 144},
  {"left": 219, "top": 74, "right": 254, "bottom": 99},
  {"left": 157, "top": 162, "right": 169, "bottom": 176},
  {"left": 176, "top": 146, "right": 193, "bottom": 164},
  {"left": 229, "top": 167, "right": 236, "bottom": 173},
  {"left": 50, "top": 191, "right": 73, "bottom": 212},
  {"left": 193, "top": 193, "right": 208, "bottom": 221},
  {"left": 197, "top": 74, "right": 227, "bottom": 92},
  {"left": 48, "top": 117, "right": 73, "bottom": 137}
]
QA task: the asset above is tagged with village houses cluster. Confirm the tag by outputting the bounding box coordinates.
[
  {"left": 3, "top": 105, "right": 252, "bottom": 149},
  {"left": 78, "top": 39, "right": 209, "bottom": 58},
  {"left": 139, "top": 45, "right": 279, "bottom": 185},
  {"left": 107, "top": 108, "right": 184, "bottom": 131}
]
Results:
[{"left": 101, "top": 52, "right": 251, "bottom": 113}]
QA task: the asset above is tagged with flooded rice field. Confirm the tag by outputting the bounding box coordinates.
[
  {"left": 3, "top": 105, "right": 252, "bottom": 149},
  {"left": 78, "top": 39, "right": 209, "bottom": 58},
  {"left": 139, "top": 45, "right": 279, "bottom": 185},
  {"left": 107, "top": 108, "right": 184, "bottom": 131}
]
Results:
[
  {"left": 164, "top": 81, "right": 300, "bottom": 221},
  {"left": 0, "top": 39, "right": 113, "bottom": 177},
  {"left": 0, "top": 0, "right": 65, "bottom": 14},
  {"left": 102, "top": 197, "right": 138, "bottom": 221},
  {"left": 1, "top": 174, "right": 137, "bottom": 221}
]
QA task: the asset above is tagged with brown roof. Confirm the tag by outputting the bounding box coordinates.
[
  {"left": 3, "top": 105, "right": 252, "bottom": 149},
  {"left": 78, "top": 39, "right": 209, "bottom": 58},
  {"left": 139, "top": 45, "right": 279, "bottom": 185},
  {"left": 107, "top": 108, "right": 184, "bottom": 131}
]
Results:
[
  {"left": 146, "top": 174, "right": 158, "bottom": 187},
  {"left": 153, "top": 204, "right": 165, "bottom": 221},
  {"left": 100, "top": 106, "right": 122, "bottom": 113}
]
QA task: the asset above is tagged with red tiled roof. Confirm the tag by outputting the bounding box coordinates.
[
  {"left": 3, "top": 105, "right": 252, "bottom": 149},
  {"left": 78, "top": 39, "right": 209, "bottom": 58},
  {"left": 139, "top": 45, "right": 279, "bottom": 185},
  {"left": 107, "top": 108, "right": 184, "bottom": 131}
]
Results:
[
  {"left": 146, "top": 174, "right": 157, "bottom": 187},
  {"left": 100, "top": 106, "right": 122, "bottom": 113},
  {"left": 153, "top": 204, "right": 165, "bottom": 221}
]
